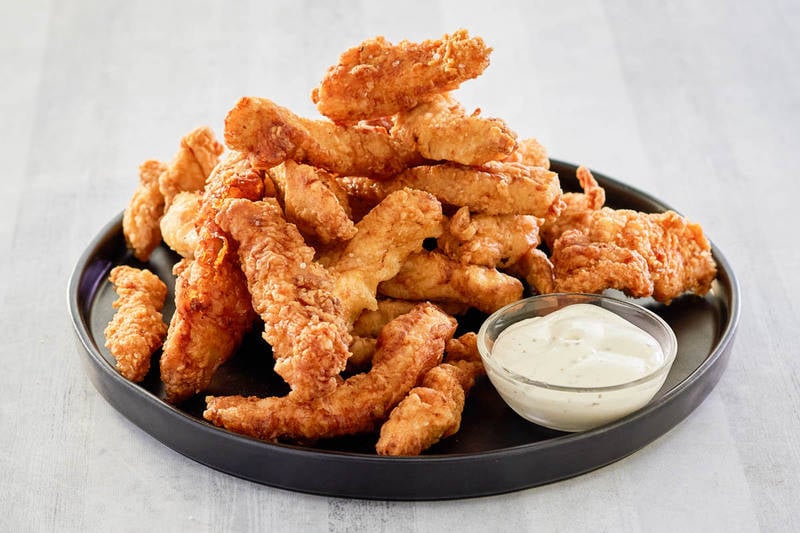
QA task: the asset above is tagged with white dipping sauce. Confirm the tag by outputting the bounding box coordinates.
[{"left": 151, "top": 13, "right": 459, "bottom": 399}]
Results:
[
  {"left": 486, "top": 303, "right": 671, "bottom": 432},
  {"left": 493, "top": 304, "right": 665, "bottom": 387}
]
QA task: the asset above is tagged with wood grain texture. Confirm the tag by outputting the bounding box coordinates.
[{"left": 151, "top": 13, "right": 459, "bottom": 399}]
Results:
[{"left": 1, "top": 0, "right": 798, "bottom": 531}]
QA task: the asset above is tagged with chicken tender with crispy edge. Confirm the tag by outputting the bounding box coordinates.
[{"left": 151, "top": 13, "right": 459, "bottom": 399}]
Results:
[
  {"left": 224, "top": 96, "right": 425, "bottom": 179},
  {"left": 267, "top": 160, "right": 356, "bottom": 245},
  {"left": 311, "top": 29, "right": 492, "bottom": 124},
  {"left": 159, "top": 152, "right": 264, "bottom": 404},
  {"left": 351, "top": 298, "right": 468, "bottom": 338},
  {"left": 215, "top": 197, "right": 352, "bottom": 398},
  {"left": 392, "top": 93, "right": 517, "bottom": 166},
  {"left": 549, "top": 206, "right": 717, "bottom": 303},
  {"left": 541, "top": 165, "right": 605, "bottom": 247},
  {"left": 375, "top": 355, "right": 485, "bottom": 456},
  {"left": 439, "top": 206, "right": 542, "bottom": 268},
  {"left": 507, "top": 247, "right": 556, "bottom": 295},
  {"left": 159, "top": 190, "right": 201, "bottom": 258},
  {"left": 347, "top": 301, "right": 470, "bottom": 371},
  {"left": 340, "top": 161, "right": 563, "bottom": 218},
  {"left": 328, "top": 188, "right": 443, "bottom": 325},
  {"left": 104, "top": 266, "right": 168, "bottom": 383},
  {"left": 203, "top": 303, "right": 457, "bottom": 443},
  {"left": 549, "top": 232, "right": 654, "bottom": 298},
  {"left": 378, "top": 250, "right": 523, "bottom": 314},
  {"left": 122, "top": 160, "right": 168, "bottom": 262},
  {"left": 158, "top": 126, "right": 224, "bottom": 209},
  {"left": 505, "top": 137, "right": 550, "bottom": 169}
]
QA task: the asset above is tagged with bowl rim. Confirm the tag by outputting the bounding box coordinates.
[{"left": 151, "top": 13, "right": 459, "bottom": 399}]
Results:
[{"left": 477, "top": 292, "right": 679, "bottom": 393}]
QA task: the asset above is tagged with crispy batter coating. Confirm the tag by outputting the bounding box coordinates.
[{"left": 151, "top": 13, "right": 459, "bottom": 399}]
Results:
[
  {"left": 159, "top": 152, "right": 264, "bottom": 404},
  {"left": 312, "top": 29, "right": 492, "bottom": 124},
  {"left": 268, "top": 160, "right": 356, "bottom": 245},
  {"left": 392, "top": 93, "right": 516, "bottom": 165},
  {"left": 508, "top": 247, "right": 556, "bottom": 294},
  {"left": 375, "top": 357, "right": 485, "bottom": 456},
  {"left": 351, "top": 298, "right": 467, "bottom": 337},
  {"left": 439, "top": 206, "right": 542, "bottom": 268},
  {"left": 505, "top": 137, "right": 550, "bottom": 169},
  {"left": 329, "top": 188, "right": 443, "bottom": 324},
  {"left": 550, "top": 208, "right": 717, "bottom": 302},
  {"left": 122, "top": 160, "right": 168, "bottom": 262},
  {"left": 445, "top": 331, "right": 481, "bottom": 364},
  {"left": 215, "top": 197, "right": 351, "bottom": 398},
  {"left": 224, "top": 96, "right": 423, "bottom": 179},
  {"left": 203, "top": 303, "right": 457, "bottom": 442},
  {"left": 541, "top": 165, "right": 605, "bottom": 247},
  {"left": 159, "top": 191, "right": 201, "bottom": 258},
  {"left": 378, "top": 251, "right": 523, "bottom": 313},
  {"left": 158, "top": 126, "right": 224, "bottom": 209},
  {"left": 550, "top": 232, "right": 654, "bottom": 297},
  {"left": 344, "top": 161, "right": 563, "bottom": 217},
  {"left": 347, "top": 336, "right": 378, "bottom": 370},
  {"left": 104, "top": 266, "right": 168, "bottom": 382}
]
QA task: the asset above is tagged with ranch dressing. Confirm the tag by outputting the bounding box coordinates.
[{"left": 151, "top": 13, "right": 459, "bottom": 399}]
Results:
[{"left": 492, "top": 304, "right": 665, "bottom": 387}]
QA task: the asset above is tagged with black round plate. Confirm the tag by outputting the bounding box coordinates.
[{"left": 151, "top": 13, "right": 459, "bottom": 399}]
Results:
[{"left": 68, "top": 160, "right": 740, "bottom": 500}]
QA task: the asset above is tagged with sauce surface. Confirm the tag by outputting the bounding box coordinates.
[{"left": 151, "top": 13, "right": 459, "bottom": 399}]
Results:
[{"left": 492, "top": 303, "right": 665, "bottom": 387}]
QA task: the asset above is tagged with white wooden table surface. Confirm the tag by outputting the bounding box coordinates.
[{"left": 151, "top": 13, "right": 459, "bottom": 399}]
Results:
[{"left": 2, "top": 1, "right": 798, "bottom": 531}]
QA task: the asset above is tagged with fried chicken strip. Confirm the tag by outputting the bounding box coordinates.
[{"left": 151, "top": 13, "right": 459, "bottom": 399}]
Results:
[
  {"left": 122, "top": 160, "right": 168, "bottom": 262},
  {"left": 158, "top": 126, "right": 224, "bottom": 209},
  {"left": 159, "top": 152, "right": 264, "bottom": 403},
  {"left": 159, "top": 190, "right": 201, "bottom": 258},
  {"left": 104, "top": 266, "right": 168, "bottom": 382},
  {"left": 439, "top": 206, "right": 542, "bottom": 268},
  {"left": 392, "top": 93, "right": 516, "bottom": 165},
  {"left": 224, "top": 96, "right": 424, "bottom": 179},
  {"left": 203, "top": 303, "right": 457, "bottom": 442},
  {"left": 378, "top": 251, "right": 523, "bottom": 314},
  {"left": 508, "top": 247, "right": 556, "bottom": 294},
  {"left": 376, "top": 333, "right": 485, "bottom": 456},
  {"left": 312, "top": 29, "right": 491, "bottom": 124},
  {"left": 505, "top": 137, "right": 550, "bottom": 169},
  {"left": 351, "top": 298, "right": 468, "bottom": 338},
  {"left": 343, "top": 161, "right": 563, "bottom": 217},
  {"left": 541, "top": 165, "right": 605, "bottom": 247},
  {"left": 550, "top": 208, "right": 717, "bottom": 302},
  {"left": 268, "top": 160, "right": 356, "bottom": 245},
  {"left": 329, "top": 188, "right": 443, "bottom": 324},
  {"left": 215, "top": 197, "right": 351, "bottom": 398}
]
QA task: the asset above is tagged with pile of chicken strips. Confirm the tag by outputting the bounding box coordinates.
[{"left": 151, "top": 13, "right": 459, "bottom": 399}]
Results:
[{"left": 104, "top": 30, "right": 717, "bottom": 455}]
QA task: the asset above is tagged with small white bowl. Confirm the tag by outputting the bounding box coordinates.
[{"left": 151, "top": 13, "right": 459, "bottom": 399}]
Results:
[{"left": 477, "top": 293, "right": 678, "bottom": 432}]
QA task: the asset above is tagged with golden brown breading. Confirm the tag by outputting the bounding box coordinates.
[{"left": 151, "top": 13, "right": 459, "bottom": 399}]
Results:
[
  {"left": 215, "top": 197, "right": 351, "bottom": 398},
  {"left": 505, "top": 137, "right": 550, "bottom": 169},
  {"left": 541, "top": 165, "right": 605, "bottom": 247},
  {"left": 549, "top": 207, "right": 717, "bottom": 302},
  {"left": 508, "top": 247, "right": 556, "bottom": 294},
  {"left": 347, "top": 336, "right": 378, "bottom": 370},
  {"left": 122, "top": 160, "right": 168, "bottom": 262},
  {"left": 159, "top": 152, "right": 264, "bottom": 404},
  {"left": 342, "top": 161, "right": 563, "bottom": 217},
  {"left": 224, "top": 96, "right": 424, "bottom": 179},
  {"left": 159, "top": 190, "right": 201, "bottom": 258},
  {"left": 203, "top": 303, "right": 457, "bottom": 442},
  {"left": 328, "top": 188, "right": 443, "bottom": 324},
  {"left": 375, "top": 358, "right": 484, "bottom": 456},
  {"left": 312, "top": 30, "right": 491, "bottom": 124},
  {"left": 378, "top": 251, "right": 524, "bottom": 314},
  {"left": 392, "top": 93, "right": 516, "bottom": 165},
  {"left": 104, "top": 266, "right": 168, "bottom": 382},
  {"left": 158, "top": 126, "right": 224, "bottom": 209},
  {"left": 550, "top": 232, "right": 654, "bottom": 297},
  {"left": 444, "top": 332, "right": 481, "bottom": 363},
  {"left": 268, "top": 160, "right": 356, "bottom": 245},
  {"left": 439, "top": 206, "right": 542, "bottom": 268}
]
